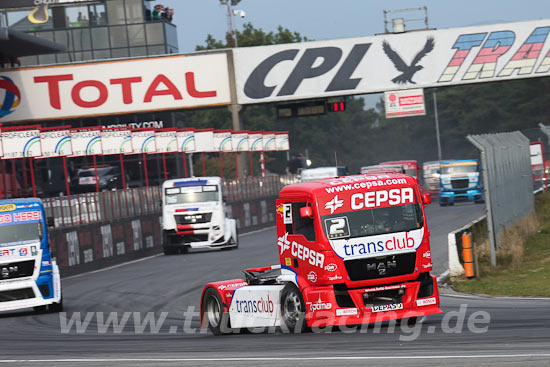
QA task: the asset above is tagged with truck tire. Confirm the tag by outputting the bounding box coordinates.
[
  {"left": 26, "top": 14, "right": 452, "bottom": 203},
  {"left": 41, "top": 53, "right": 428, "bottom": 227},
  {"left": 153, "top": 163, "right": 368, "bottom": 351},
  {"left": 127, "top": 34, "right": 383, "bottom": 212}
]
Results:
[
  {"left": 280, "top": 284, "right": 307, "bottom": 333},
  {"left": 202, "top": 287, "right": 231, "bottom": 335}
]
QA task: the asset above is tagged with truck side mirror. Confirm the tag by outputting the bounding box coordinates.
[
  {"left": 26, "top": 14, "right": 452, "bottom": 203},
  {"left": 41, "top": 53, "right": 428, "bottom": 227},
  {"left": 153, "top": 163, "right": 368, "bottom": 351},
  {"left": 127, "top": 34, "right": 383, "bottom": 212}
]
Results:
[
  {"left": 436, "top": 169, "right": 440, "bottom": 174},
  {"left": 422, "top": 193, "right": 432, "bottom": 205},
  {"left": 300, "top": 206, "right": 313, "bottom": 218}
]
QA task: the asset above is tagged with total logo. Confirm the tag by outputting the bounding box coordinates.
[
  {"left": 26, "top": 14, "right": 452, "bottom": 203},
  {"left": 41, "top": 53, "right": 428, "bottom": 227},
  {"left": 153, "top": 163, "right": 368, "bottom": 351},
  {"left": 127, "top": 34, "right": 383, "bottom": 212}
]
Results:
[
  {"left": 306, "top": 295, "right": 332, "bottom": 312},
  {"left": 235, "top": 294, "right": 275, "bottom": 314},
  {"left": 423, "top": 251, "right": 431, "bottom": 259},
  {"left": 0, "top": 76, "right": 21, "bottom": 118}
]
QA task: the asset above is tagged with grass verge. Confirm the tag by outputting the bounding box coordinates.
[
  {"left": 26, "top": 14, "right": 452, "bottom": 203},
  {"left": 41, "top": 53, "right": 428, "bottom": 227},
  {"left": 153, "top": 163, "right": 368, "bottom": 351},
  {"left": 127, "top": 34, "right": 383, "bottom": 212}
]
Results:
[{"left": 450, "top": 192, "right": 550, "bottom": 297}]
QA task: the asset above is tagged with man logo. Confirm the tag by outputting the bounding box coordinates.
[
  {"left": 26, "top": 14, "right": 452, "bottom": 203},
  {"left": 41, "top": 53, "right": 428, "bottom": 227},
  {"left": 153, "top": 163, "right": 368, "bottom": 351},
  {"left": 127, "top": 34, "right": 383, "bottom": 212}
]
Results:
[{"left": 0, "top": 76, "right": 21, "bottom": 118}]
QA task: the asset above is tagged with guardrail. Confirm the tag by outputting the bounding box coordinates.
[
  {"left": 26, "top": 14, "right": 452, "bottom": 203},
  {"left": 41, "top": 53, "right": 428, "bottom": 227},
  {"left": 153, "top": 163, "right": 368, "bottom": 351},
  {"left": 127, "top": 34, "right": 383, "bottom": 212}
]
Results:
[{"left": 42, "top": 175, "right": 299, "bottom": 228}]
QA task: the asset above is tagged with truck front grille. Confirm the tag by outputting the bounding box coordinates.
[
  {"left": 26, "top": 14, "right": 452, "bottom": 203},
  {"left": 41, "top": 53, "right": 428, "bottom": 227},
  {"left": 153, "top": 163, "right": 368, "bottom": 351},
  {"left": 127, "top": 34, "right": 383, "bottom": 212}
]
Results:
[
  {"left": 344, "top": 252, "right": 416, "bottom": 281},
  {"left": 0, "top": 260, "right": 35, "bottom": 280},
  {"left": 0, "top": 288, "right": 35, "bottom": 302},
  {"left": 175, "top": 212, "right": 212, "bottom": 225},
  {"left": 451, "top": 179, "right": 469, "bottom": 189}
]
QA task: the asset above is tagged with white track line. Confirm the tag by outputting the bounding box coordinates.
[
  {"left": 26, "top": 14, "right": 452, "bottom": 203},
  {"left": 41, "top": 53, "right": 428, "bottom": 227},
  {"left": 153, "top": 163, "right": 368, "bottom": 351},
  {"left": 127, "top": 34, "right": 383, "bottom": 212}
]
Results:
[{"left": 2, "top": 354, "right": 550, "bottom": 363}]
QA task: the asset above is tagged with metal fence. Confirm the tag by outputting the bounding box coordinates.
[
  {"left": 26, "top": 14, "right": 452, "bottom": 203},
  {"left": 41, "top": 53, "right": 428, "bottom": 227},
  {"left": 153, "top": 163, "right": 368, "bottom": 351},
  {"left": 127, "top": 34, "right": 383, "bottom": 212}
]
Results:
[
  {"left": 467, "top": 132, "right": 534, "bottom": 266},
  {"left": 42, "top": 175, "right": 299, "bottom": 228}
]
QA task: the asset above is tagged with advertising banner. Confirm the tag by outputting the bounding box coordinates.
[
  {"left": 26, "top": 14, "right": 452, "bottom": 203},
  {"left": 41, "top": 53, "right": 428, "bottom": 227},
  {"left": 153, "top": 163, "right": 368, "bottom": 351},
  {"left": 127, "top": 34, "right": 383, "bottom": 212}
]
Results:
[
  {"left": 194, "top": 129, "right": 214, "bottom": 152},
  {"left": 249, "top": 132, "right": 264, "bottom": 151},
  {"left": 155, "top": 129, "right": 178, "bottom": 153},
  {"left": 275, "top": 132, "right": 290, "bottom": 151},
  {"left": 213, "top": 130, "right": 233, "bottom": 152},
  {"left": 71, "top": 129, "right": 102, "bottom": 157},
  {"left": 177, "top": 129, "right": 196, "bottom": 153},
  {"left": 1, "top": 129, "right": 41, "bottom": 158},
  {"left": 101, "top": 129, "right": 133, "bottom": 155},
  {"left": 0, "top": 53, "right": 231, "bottom": 123},
  {"left": 132, "top": 130, "right": 157, "bottom": 154},
  {"left": 262, "top": 132, "right": 276, "bottom": 152},
  {"left": 231, "top": 131, "right": 249, "bottom": 152},
  {"left": 39, "top": 129, "right": 72, "bottom": 158},
  {"left": 384, "top": 88, "right": 426, "bottom": 118},
  {"left": 233, "top": 19, "right": 550, "bottom": 104}
]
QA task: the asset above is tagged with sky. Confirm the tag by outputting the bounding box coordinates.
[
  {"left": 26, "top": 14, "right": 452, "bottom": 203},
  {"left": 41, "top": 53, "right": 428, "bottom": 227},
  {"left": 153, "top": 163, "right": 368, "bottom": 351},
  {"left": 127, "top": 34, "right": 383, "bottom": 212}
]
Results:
[{"left": 156, "top": 0, "right": 550, "bottom": 108}]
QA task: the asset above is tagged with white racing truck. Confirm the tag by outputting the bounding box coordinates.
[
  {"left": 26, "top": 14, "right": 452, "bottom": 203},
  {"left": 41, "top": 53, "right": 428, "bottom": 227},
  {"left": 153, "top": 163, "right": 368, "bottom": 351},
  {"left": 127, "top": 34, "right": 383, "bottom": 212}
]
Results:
[{"left": 161, "top": 177, "right": 238, "bottom": 254}]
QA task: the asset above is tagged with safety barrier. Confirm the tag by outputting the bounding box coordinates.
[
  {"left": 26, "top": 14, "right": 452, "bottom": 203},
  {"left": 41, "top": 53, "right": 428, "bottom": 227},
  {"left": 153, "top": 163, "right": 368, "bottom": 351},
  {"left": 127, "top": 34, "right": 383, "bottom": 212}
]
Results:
[{"left": 42, "top": 175, "right": 298, "bottom": 229}]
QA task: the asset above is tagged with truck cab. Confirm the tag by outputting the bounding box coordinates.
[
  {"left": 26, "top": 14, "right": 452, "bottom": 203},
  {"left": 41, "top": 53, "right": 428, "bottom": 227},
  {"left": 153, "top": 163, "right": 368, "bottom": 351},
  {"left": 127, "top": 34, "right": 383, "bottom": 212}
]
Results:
[
  {"left": 0, "top": 198, "right": 62, "bottom": 313},
  {"left": 201, "top": 174, "right": 441, "bottom": 334},
  {"left": 161, "top": 177, "right": 238, "bottom": 254},
  {"left": 439, "top": 160, "right": 484, "bottom": 206}
]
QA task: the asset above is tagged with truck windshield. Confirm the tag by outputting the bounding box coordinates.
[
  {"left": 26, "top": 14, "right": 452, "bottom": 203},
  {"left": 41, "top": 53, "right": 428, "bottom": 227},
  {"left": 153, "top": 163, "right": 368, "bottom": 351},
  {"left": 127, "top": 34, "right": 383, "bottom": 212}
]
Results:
[
  {"left": 441, "top": 164, "right": 477, "bottom": 174},
  {"left": 322, "top": 203, "right": 423, "bottom": 239},
  {"left": 0, "top": 222, "right": 43, "bottom": 245},
  {"left": 165, "top": 185, "right": 219, "bottom": 205}
]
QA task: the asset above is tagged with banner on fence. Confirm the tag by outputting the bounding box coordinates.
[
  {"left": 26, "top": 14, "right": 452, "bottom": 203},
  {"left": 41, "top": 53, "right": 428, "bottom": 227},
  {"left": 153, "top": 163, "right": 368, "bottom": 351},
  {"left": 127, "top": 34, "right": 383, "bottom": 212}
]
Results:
[
  {"left": 132, "top": 129, "right": 157, "bottom": 154},
  {"left": 195, "top": 129, "right": 214, "bottom": 152},
  {"left": 101, "top": 128, "right": 133, "bottom": 155},
  {"left": 155, "top": 129, "right": 178, "bottom": 153},
  {"left": 71, "top": 129, "right": 102, "bottom": 157},
  {"left": 39, "top": 129, "right": 72, "bottom": 158},
  {"left": 249, "top": 133, "right": 264, "bottom": 151},
  {"left": 177, "top": 129, "right": 196, "bottom": 153},
  {"left": 275, "top": 132, "right": 290, "bottom": 151},
  {"left": 232, "top": 131, "right": 249, "bottom": 152},
  {"left": 263, "top": 132, "right": 276, "bottom": 152},
  {"left": 213, "top": 130, "right": 233, "bottom": 152},
  {"left": 1, "top": 128, "right": 41, "bottom": 158}
]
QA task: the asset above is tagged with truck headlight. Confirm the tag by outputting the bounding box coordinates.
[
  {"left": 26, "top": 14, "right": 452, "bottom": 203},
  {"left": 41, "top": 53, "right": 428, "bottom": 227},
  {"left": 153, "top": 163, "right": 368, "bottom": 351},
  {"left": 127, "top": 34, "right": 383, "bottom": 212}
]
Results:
[
  {"left": 470, "top": 177, "right": 478, "bottom": 182},
  {"left": 442, "top": 179, "right": 450, "bottom": 184}
]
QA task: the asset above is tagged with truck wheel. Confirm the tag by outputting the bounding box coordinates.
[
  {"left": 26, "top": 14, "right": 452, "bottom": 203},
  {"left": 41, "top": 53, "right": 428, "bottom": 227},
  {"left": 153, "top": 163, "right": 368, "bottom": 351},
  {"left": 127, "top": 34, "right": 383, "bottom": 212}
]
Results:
[
  {"left": 280, "top": 284, "right": 307, "bottom": 333},
  {"left": 179, "top": 245, "right": 189, "bottom": 254},
  {"left": 163, "top": 246, "right": 177, "bottom": 255},
  {"left": 202, "top": 288, "right": 230, "bottom": 335}
]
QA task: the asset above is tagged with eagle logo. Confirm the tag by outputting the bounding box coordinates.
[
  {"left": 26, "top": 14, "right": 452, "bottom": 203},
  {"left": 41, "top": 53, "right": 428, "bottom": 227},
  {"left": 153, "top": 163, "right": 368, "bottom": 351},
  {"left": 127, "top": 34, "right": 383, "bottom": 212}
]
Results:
[{"left": 382, "top": 37, "right": 435, "bottom": 85}]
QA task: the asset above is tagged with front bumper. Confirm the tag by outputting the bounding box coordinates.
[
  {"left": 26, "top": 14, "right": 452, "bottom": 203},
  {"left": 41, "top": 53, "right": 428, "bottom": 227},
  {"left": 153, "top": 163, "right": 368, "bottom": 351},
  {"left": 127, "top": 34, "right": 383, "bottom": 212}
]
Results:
[
  {"left": 302, "top": 274, "right": 442, "bottom": 327},
  {"left": 440, "top": 189, "right": 483, "bottom": 204}
]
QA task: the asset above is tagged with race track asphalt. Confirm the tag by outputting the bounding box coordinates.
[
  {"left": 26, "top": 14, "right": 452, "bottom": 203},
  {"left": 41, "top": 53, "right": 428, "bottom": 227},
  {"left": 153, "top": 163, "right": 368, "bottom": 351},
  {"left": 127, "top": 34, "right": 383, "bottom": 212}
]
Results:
[{"left": 2, "top": 202, "right": 549, "bottom": 367}]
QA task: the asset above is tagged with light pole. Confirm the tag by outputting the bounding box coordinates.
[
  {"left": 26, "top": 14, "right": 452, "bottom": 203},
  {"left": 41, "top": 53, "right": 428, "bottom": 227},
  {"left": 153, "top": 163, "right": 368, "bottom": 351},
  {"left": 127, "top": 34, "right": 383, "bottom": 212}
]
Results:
[{"left": 219, "top": 0, "right": 241, "bottom": 48}]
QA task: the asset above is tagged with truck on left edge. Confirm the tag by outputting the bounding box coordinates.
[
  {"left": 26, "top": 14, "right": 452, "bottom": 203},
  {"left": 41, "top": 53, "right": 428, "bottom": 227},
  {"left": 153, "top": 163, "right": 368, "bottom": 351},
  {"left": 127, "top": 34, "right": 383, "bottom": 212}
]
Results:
[{"left": 0, "top": 198, "right": 62, "bottom": 313}]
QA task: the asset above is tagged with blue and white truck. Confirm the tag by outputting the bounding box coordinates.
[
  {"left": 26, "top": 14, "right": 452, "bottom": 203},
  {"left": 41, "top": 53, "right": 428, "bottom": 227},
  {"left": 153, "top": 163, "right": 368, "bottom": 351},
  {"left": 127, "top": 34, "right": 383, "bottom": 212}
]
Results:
[
  {"left": 0, "top": 198, "right": 62, "bottom": 312},
  {"left": 439, "top": 160, "right": 484, "bottom": 206}
]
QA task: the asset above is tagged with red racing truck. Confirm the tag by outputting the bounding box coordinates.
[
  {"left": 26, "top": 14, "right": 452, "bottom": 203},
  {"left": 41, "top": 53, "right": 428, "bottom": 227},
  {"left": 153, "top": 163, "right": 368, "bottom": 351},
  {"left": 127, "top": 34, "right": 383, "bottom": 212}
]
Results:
[{"left": 201, "top": 174, "right": 441, "bottom": 334}]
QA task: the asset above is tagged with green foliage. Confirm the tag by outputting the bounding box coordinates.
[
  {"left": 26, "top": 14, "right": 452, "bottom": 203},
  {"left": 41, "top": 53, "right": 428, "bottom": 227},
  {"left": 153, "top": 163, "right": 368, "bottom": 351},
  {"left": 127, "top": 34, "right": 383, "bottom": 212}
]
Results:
[{"left": 191, "top": 23, "right": 550, "bottom": 176}]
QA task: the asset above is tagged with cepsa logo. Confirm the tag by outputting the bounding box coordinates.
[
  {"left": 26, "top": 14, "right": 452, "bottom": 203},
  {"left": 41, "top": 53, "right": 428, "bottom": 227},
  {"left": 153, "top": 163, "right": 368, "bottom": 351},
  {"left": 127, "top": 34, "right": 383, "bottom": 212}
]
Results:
[
  {"left": 278, "top": 233, "right": 325, "bottom": 268},
  {"left": 351, "top": 188, "right": 414, "bottom": 210},
  {"left": 235, "top": 294, "right": 274, "bottom": 314},
  {"left": 0, "top": 76, "right": 21, "bottom": 118}
]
